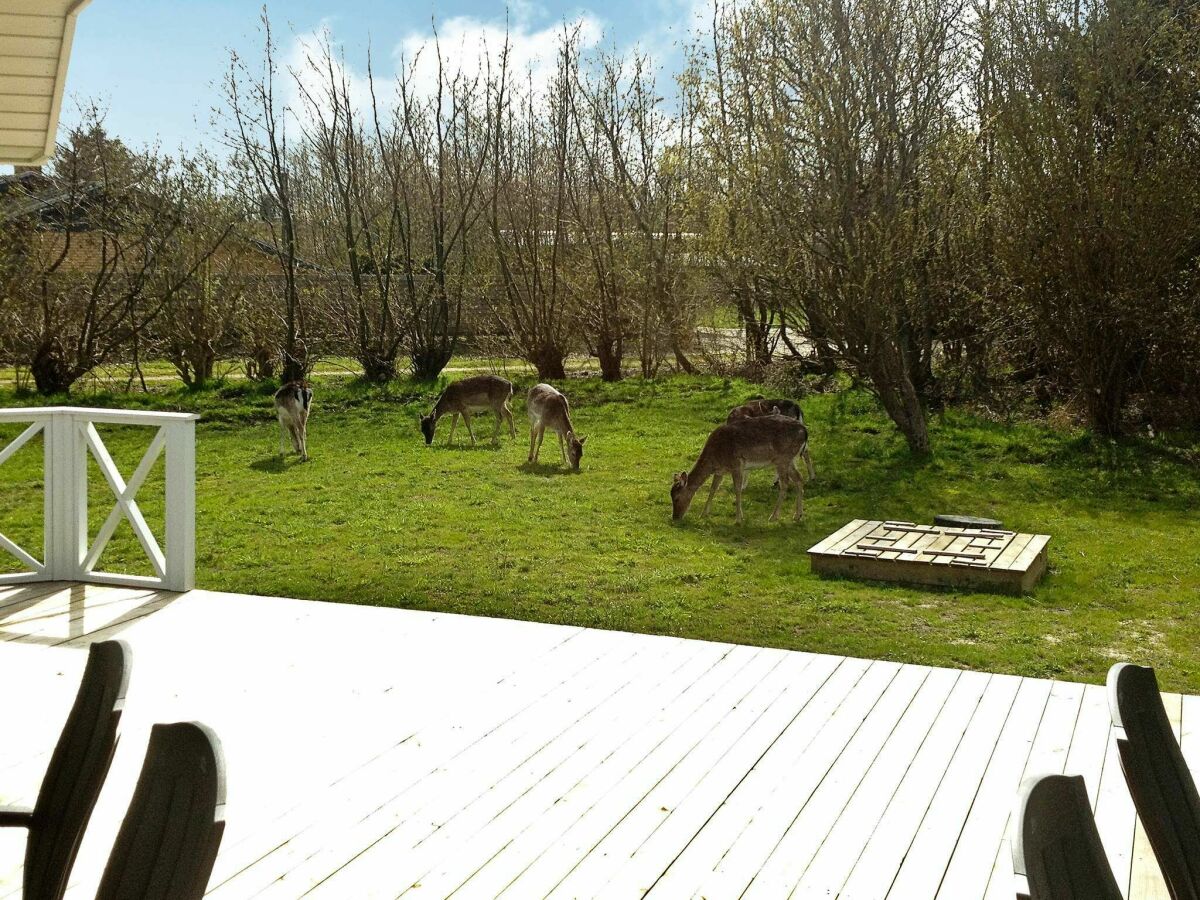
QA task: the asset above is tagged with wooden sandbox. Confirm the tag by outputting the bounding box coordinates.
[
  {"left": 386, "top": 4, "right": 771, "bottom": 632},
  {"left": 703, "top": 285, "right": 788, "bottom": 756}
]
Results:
[{"left": 808, "top": 519, "right": 1050, "bottom": 594}]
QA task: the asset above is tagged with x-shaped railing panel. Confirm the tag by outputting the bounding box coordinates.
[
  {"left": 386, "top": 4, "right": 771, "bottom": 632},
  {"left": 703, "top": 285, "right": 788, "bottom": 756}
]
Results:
[
  {"left": 0, "top": 407, "right": 196, "bottom": 591},
  {"left": 0, "top": 420, "right": 47, "bottom": 576},
  {"left": 82, "top": 422, "right": 168, "bottom": 579}
]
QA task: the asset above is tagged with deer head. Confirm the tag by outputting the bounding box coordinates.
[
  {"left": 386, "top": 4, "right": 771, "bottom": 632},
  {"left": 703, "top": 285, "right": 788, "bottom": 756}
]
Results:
[
  {"left": 419, "top": 413, "right": 436, "bottom": 445},
  {"left": 566, "top": 432, "right": 587, "bottom": 471},
  {"left": 670, "top": 471, "right": 693, "bottom": 520}
]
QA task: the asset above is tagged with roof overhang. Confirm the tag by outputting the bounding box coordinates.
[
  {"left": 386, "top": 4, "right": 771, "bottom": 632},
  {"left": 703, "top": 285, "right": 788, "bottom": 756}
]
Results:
[{"left": 0, "top": 0, "right": 92, "bottom": 166}]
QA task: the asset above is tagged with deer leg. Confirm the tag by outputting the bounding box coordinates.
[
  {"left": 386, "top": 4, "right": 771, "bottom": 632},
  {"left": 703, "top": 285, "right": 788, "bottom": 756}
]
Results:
[
  {"left": 462, "top": 411, "right": 477, "bottom": 445},
  {"left": 558, "top": 431, "right": 567, "bottom": 464},
  {"left": 536, "top": 426, "right": 546, "bottom": 460},
  {"left": 277, "top": 415, "right": 288, "bottom": 456},
  {"left": 505, "top": 402, "right": 516, "bottom": 438},
  {"left": 803, "top": 447, "right": 815, "bottom": 480},
  {"left": 770, "top": 465, "right": 788, "bottom": 522},
  {"left": 702, "top": 474, "right": 723, "bottom": 516},
  {"left": 298, "top": 421, "right": 308, "bottom": 461},
  {"left": 447, "top": 413, "right": 459, "bottom": 445},
  {"left": 732, "top": 463, "right": 746, "bottom": 524},
  {"left": 792, "top": 463, "right": 805, "bottom": 520},
  {"left": 528, "top": 424, "right": 538, "bottom": 462}
]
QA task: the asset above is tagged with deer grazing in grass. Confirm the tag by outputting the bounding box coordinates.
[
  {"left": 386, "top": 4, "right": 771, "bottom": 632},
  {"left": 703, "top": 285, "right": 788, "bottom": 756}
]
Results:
[
  {"left": 671, "top": 415, "right": 809, "bottom": 524},
  {"left": 527, "top": 383, "right": 587, "bottom": 470},
  {"left": 727, "top": 397, "right": 816, "bottom": 481},
  {"left": 274, "top": 381, "right": 313, "bottom": 462},
  {"left": 420, "top": 374, "right": 516, "bottom": 446}
]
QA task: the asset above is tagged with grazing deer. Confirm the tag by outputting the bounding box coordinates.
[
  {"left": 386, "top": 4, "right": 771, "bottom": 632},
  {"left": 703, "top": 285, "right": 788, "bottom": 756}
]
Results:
[
  {"left": 527, "top": 383, "right": 587, "bottom": 470},
  {"left": 274, "top": 381, "right": 313, "bottom": 462},
  {"left": 671, "top": 415, "right": 808, "bottom": 524},
  {"left": 727, "top": 396, "right": 816, "bottom": 480},
  {"left": 420, "top": 374, "right": 516, "bottom": 446}
]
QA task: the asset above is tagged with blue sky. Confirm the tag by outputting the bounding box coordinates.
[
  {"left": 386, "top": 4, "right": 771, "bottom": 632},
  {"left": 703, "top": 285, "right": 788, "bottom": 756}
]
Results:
[{"left": 61, "top": 0, "right": 700, "bottom": 155}]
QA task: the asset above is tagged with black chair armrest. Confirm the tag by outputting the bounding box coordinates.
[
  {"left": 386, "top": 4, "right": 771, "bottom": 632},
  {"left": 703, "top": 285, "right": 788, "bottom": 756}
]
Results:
[{"left": 0, "top": 805, "right": 34, "bottom": 827}]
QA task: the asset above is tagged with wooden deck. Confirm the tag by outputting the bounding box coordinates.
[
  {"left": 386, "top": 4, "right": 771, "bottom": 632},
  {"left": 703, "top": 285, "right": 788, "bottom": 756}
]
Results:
[{"left": 0, "top": 582, "right": 1188, "bottom": 899}]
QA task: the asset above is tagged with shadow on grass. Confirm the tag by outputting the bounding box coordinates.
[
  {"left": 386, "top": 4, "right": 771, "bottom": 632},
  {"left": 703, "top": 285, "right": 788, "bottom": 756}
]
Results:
[
  {"left": 249, "top": 455, "right": 291, "bottom": 473},
  {"left": 433, "top": 440, "right": 511, "bottom": 453},
  {"left": 518, "top": 460, "right": 577, "bottom": 477}
]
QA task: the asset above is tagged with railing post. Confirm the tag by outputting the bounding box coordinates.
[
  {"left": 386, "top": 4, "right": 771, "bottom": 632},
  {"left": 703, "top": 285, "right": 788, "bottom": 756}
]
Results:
[
  {"left": 164, "top": 418, "right": 196, "bottom": 592},
  {"left": 44, "top": 411, "right": 85, "bottom": 582}
]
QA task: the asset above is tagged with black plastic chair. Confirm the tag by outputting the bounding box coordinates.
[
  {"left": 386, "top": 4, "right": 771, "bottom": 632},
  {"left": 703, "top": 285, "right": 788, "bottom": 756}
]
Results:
[
  {"left": 1108, "top": 662, "right": 1200, "bottom": 900},
  {"left": 95, "top": 721, "right": 226, "bottom": 900},
  {"left": 0, "top": 640, "right": 131, "bottom": 900},
  {"left": 1012, "top": 774, "right": 1123, "bottom": 900}
]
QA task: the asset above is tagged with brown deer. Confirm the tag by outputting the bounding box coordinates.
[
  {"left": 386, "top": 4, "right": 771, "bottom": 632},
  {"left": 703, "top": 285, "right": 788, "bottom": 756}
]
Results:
[
  {"left": 727, "top": 397, "right": 816, "bottom": 480},
  {"left": 420, "top": 374, "right": 516, "bottom": 446},
  {"left": 274, "top": 381, "right": 313, "bottom": 461},
  {"left": 671, "top": 415, "right": 808, "bottom": 524},
  {"left": 527, "top": 383, "right": 587, "bottom": 470}
]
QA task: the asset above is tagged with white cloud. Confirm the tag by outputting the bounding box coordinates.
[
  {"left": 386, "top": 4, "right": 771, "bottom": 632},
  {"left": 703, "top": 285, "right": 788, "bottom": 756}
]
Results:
[
  {"left": 394, "top": 14, "right": 604, "bottom": 100},
  {"left": 284, "top": 11, "right": 607, "bottom": 123}
]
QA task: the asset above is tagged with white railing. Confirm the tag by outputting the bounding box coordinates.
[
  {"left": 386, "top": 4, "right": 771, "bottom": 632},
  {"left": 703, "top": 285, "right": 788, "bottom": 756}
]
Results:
[{"left": 0, "top": 407, "right": 197, "bottom": 592}]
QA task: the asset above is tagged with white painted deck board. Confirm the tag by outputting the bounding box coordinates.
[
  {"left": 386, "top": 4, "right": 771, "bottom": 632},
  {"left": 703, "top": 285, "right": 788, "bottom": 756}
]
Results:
[{"left": 0, "top": 582, "right": 1184, "bottom": 899}]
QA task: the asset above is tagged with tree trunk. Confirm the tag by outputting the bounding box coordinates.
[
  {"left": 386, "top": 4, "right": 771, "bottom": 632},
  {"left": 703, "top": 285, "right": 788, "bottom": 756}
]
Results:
[
  {"left": 1085, "top": 378, "right": 1127, "bottom": 437},
  {"left": 359, "top": 350, "right": 397, "bottom": 384},
  {"left": 531, "top": 343, "right": 567, "bottom": 380},
  {"left": 596, "top": 332, "right": 623, "bottom": 382},
  {"left": 877, "top": 380, "right": 932, "bottom": 455},
  {"left": 246, "top": 347, "right": 275, "bottom": 382},
  {"left": 672, "top": 341, "right": 698, "bottom": 375},
  {"left": 281, "top": 353, "right": 307, "bottom": 385},
  {"left": 739, "top": 299, "right": 772, "bottom": 368},
  {"left": 868, "top": 352, "right": 932, "bottom": 455},
  {"left": 30, "top": 342, "right": 79, "bottom": 396},
  {"left": 411, "top": 344, "right": 452, "bottom": 382}
]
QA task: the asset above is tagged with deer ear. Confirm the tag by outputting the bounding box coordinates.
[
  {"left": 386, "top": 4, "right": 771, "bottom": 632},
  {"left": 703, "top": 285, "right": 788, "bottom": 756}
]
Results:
[{"left": 578, "top": 435, "right": 587, "bottom": 445}]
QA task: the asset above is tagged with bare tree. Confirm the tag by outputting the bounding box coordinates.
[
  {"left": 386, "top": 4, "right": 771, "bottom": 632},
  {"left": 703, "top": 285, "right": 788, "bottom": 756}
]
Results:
[
  {"left": 295, "top": 35, "right": 409, "bottom": 382},
  {"left": 991, "top": 0, "right": 1200, "bottom": 434},
  {"left": 696, "top": 0, "right": 967, "bottom": 453},
  {"left": 223, "top": 11, "right": 312, "bottom": 383},
  {"left": 154, "top": 152, "right": 242, "bottom": 388},
  {"left": 578, "top": 50, "right": 698, "bottom": 378},
  {"left": 483, "top": 34, "right": 578, "bottom": 380},
  {"left": 562, "top": 42, "right": 631, "bottom": 381},
  {"left": 394, "top": 36, "right": 492, "bottom": 380},
  {"left": 0, "top": 117, "right": 230, "bottom": 395}
]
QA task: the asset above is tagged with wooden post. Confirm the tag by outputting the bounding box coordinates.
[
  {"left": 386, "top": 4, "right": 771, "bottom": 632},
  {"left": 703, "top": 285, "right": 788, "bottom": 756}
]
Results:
[
  {"left": 45, "top": 412, "right": 86, "bottom": 582},
  {"left": 164, "top": 418, "right": 196, "bottom": 592}
]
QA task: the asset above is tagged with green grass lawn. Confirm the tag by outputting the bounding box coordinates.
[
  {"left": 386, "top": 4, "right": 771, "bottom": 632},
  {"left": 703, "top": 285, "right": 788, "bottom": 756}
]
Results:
[{"left": 2, "top": 375, "right": 1199, "bottom": 690}]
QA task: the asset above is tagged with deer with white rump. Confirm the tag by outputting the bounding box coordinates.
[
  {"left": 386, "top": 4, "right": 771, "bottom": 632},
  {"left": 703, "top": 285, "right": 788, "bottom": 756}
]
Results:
[
  {"left": 527, "top": 383, "right": 587, "bottom": 470},
  {"left": 420, "top": 374, "right": 516, "bottom": 446},
  {"left": 274, "top": 381, "right": 313, "bottom": 461},
  {"left": 727, "top": 397, "right": 815, "bottom": 480},
  {"left": 671, "top": 415, "right": 809, "bottom": 524}
]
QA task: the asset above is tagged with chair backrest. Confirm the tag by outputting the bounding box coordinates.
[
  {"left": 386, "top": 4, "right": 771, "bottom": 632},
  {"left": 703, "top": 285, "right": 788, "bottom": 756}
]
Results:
[
  {"left": 95, "top": 721, "right": 226, "bottom": 900},
  {"left": 1109, "top": 662, "right": 1200, "bottom": 900},
  {"left": 24, "top": 639, "right": 131, "bottom": 900},
  {"left": 1013, "top": 774, "right": 1123, "bottom": 900}
]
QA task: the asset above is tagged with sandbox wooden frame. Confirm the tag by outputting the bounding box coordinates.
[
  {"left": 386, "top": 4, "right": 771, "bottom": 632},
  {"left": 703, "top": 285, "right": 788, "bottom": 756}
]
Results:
[{"left": 808, "top": 519, "right": 1050, "bottom": 594}]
